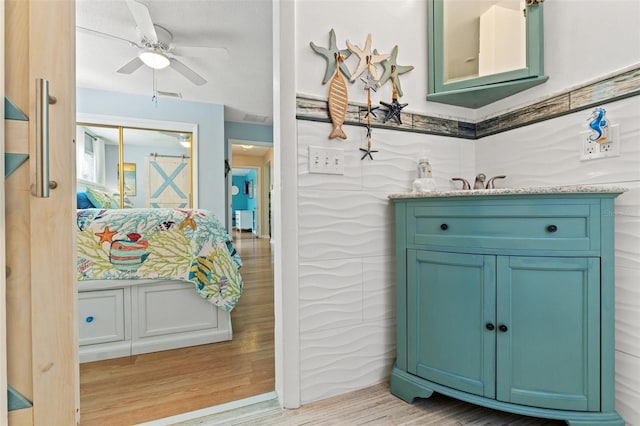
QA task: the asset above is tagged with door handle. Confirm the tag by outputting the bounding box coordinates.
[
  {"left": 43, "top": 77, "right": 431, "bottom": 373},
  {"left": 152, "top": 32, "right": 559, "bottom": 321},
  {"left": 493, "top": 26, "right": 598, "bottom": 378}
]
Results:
[{"left": 33, "top": 78, "right": 57, "bottom": 198}]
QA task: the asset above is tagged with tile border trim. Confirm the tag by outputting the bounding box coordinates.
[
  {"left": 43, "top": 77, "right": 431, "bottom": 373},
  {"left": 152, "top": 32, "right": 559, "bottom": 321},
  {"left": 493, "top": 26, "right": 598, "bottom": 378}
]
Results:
[{"left": 296, "top": 65, "right": 640, "bottom": 140}]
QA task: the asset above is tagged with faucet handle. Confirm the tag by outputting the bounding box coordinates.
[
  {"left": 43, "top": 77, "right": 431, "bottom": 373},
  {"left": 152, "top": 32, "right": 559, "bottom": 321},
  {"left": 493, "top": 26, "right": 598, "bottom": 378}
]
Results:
[
  {"left": 451, "top": 177, "right": 471, "bottom": 190},
  {"left": 485, "top": 175, "right": 506, "bottom": 189}
]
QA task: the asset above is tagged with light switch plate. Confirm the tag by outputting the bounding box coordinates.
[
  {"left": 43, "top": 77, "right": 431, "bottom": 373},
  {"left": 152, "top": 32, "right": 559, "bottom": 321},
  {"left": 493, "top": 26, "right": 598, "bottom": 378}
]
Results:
[{"left": 309, "top": 146, "right": 344, "bottom": 175}]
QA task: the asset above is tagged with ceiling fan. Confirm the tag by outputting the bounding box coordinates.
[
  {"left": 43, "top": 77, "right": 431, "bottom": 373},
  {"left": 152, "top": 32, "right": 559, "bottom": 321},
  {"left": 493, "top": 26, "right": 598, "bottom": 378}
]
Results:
[{"left": 78, "top": 0, "right": 224, "bottom": 86}]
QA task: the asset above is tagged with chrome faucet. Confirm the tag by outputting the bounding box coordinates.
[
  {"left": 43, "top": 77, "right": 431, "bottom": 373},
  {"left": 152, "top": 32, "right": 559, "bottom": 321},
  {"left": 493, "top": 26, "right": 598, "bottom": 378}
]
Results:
[
  {"left": 451, "top": 177, "right": 470, "bottom": 190},
  {"left": 485, "top": 175, "right": 506, "bottom": 189},
  {"left": 451, "top": 174, "right": 507, "bottom": 190},
  {"left": 473, "top": 173, "right": 486, "bottom": 189}
]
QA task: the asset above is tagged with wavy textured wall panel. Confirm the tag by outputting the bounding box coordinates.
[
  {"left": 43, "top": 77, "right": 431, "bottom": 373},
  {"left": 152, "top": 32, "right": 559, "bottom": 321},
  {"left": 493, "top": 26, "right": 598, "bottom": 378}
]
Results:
[
  {"left": 300, "top": 320, "right": 395, "bottom": 403},
  {"left": 615, "top": 185, "right": 640, "bottom": 270},
  {"left": 297, "top": 120, "right": 475, "bottom": 192},
  {"left": 476, "top": 97, "right": 640, "bottom": 187},
  {"left": 615, "top": 351, "right": 640, "bottom": 425},
  {"left": 363, "top": 256, "right": 395, "bottom": 321},
  {"left": 299, "top": 259, "right": 364, "bottom": 333},
  {"left": 298, "top": 190, "right": 394, "bottom": 260},
  {"left": 616, "top": 266, "right": 640, "bottom": 358}
]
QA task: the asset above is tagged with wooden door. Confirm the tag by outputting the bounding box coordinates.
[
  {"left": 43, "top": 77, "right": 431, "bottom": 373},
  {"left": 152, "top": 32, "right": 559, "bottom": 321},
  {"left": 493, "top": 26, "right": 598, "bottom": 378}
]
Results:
[
  {"left": 146, "top": 155, "right": 190, "bottom": 208},
  {"left": 4, "top": 0, "right": 78, "bottom": 424},
  {"left": 496, "top": 256, "right": 600, "bottom": 411},
  {"left": 407, "top": 250, "right": 496, "bottom": 398}
]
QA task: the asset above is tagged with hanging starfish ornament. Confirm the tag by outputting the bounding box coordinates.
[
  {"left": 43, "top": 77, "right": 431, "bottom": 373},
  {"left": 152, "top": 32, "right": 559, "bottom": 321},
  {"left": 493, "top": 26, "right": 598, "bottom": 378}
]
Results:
[
  {"left": 360, "top": 73, "right": 378, "bottom": 91},
  {"left": 380, "top": 70, "right": 408, "bottom": 125},
  {"left": 346, "top": 33, "right": 389, "bottom": 82},
  {"left": 376, "top": 45, "right": 414, "bottom": 97},
  {"left": 360, "top": 57, "right": 379, "bottom": 161},
  {"left": 310, "top": 29, "right": 352, "bottom": 84},
  {"left": 360, "top": 139, "right": 378, "bottom": 161},
  {"left": 359, "top": 105, "right": 379, "bottom": 119}
]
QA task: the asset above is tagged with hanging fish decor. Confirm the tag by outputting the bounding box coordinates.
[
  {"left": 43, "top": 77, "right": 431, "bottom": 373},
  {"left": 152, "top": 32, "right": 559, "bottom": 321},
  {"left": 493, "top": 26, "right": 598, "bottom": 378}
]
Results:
[
  {"left": 310, "top": 29, "right": 352, "bottom": 139},
  {"left": 327, "top": 52, "right": 349, "bottom": 139}
]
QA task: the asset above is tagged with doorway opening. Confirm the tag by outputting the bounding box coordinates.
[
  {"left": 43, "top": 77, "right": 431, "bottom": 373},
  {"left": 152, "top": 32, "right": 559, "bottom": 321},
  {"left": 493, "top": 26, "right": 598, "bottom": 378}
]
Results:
[{"left": 77, "top": 126, "right": 276, "bottom": 425}]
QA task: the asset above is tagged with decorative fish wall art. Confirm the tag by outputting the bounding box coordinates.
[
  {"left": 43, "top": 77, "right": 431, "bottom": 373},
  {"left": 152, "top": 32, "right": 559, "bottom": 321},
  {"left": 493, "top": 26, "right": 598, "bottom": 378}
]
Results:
[
  {"left": 327, "top": 53, "right": 349, "bottom": 139},
  {"left": 310, "top": 29, "right": 414, "bottom": 144}
]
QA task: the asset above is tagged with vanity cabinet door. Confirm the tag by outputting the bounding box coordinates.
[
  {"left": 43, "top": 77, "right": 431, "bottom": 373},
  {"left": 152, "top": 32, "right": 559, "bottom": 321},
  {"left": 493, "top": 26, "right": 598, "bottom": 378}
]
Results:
[
  {"left": 496, "top": 256, "right": 601, "bottom": 411},
  {"left": 407, "top": 250, "right": 496, "bottom": 398}
]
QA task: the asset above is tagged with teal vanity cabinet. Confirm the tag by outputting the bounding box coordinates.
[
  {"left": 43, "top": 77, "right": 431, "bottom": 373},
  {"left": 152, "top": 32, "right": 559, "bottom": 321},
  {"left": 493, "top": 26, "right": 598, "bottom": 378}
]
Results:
[{"left": 390, "top": 188, "right": 625, "bottom": 425}]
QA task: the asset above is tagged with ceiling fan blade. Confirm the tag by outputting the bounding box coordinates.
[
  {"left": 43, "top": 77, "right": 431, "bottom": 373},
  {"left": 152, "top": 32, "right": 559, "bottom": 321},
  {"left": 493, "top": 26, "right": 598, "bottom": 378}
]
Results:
[
  {"left": 157, "top": 91, "right": 182, "bottom": 99},
  {"left": 77, "top": 26, "right": 141, "bottom": 48},
  {"left": 169, "top": 58, "right": 207, "bottom": 86},
  {"left": 126, "top": 0, "right": 158, "bottom": 43},
  {"left": 117, "top": 57, "right": 144, "bottom": 74}
]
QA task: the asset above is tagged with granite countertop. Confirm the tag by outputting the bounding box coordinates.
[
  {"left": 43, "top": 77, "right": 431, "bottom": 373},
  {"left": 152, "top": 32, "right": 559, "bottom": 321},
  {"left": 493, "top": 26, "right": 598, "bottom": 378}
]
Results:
[{"left": 388, "top": 185, "right": 628, "bottom": 200}]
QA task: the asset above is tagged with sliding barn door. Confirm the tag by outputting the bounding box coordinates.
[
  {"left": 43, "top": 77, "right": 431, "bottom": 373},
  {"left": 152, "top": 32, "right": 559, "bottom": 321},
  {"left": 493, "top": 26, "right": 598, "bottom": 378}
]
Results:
[
  {"left": 146, "top": 155, "right": 190, "bottom": 208},
  {"left": 4, "top": 0, "right": 78, "bottom": 424}
]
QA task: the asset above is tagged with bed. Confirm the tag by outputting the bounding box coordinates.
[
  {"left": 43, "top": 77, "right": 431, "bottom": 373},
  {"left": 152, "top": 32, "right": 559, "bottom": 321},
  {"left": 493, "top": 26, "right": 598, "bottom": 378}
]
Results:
[{"left": 76, "top": 182, "right": 243, "bottom": 363}]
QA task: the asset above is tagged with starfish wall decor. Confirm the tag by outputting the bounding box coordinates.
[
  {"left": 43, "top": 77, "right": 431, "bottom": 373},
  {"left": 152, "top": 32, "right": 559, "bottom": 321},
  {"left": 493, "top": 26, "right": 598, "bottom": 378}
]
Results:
[
  {"left": 310, "top": 28, "right": 352, "bottom": 84},
  {"left": 309, "top": 30, "right": 414, "bottom": 157},
  {"left": 380, "top": 68, "right": 408, "bottom": 125}
]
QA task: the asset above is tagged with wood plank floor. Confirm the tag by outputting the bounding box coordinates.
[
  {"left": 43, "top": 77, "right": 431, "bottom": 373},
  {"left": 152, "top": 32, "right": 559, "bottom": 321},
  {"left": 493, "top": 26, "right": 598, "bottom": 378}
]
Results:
[
  {"left": 182, "top": 382, "right": 565, "bottom": 426},
  {"left": 79, "top": 231, "right": 274, "bottom": 425}
]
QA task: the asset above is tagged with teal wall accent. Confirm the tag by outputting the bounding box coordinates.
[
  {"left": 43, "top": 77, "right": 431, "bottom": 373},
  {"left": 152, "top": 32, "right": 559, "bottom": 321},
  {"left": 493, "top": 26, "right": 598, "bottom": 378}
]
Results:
[
  {"left": 77, "top": 87, "right": 225, "bottom": 219},
  {"left": 4, "top": 97, "right": 28, "bottom": 121},
  {"left": 246, "top": 169, "right": 258, "bottom": 211},
  {"left": 231, "top": 170, "right": 258, "bottom": 229},
  {"left": 232, "top": 175, "right": 249, "bottom": 212}
]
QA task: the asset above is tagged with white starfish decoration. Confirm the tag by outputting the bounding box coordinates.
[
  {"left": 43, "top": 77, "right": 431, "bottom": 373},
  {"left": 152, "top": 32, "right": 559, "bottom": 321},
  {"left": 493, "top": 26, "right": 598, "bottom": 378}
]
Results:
[{"left": 346, "top": 33, "right": 389, "bottom": 82}]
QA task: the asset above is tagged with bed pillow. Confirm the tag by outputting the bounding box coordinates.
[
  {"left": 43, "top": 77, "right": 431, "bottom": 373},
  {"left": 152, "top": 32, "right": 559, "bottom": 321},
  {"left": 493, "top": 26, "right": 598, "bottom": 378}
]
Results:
[
  {"left": 77, "top": 192, "right": 96, "bottom": 209},
  {"left": 85, "top": 187, "right": 120, "bottom": 209}
]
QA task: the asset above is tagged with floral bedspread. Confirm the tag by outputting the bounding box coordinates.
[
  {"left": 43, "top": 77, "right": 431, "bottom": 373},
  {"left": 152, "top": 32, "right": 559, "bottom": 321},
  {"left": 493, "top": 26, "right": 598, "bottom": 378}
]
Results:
[{"left": 76, "top": 208, "right": 243, "bottom": 311}]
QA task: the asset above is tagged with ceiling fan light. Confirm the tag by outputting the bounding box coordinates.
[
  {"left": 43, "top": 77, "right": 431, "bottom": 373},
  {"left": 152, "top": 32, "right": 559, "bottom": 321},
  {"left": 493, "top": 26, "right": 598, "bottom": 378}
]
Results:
[
  {"left": 180, "top": 140, "right": 191, "bottom": 148},
  {"left": 139, "top": 50, "right": 170, "bottom": 70}
]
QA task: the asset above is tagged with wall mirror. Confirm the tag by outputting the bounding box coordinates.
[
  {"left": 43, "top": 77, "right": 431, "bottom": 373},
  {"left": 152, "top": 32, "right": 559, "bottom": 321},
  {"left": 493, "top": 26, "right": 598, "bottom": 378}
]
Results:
[
  {"left": 76, "top": 123, "right": 194, "bottom": 208},
  {"left": 427, "top": 0, "right": 548, "bottom": 108}
]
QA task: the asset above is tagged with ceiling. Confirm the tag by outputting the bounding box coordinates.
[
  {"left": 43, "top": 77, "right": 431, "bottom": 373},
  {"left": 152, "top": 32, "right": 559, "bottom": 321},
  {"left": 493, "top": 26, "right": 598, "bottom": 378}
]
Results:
[
  {"left": 231, "top": 143, "right": 271, "bottom": 158},
  {"left": 75, "top": 0, "right": 273, "bottom": 125}
]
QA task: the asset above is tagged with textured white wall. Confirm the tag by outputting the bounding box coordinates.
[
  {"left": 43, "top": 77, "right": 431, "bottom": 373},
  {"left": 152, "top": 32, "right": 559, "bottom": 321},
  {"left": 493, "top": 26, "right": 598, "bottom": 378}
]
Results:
[
  {"left": 297, "top": 121, "right": 474, "bottom": 402},
  {"left": 293, "top": 0, "right": 640, "bottom": 420}
]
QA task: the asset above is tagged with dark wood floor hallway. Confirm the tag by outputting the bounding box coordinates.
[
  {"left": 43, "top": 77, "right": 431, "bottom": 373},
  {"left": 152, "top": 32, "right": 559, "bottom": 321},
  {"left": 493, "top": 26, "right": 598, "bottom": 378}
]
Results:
[{"left": 79, "top": 232, "right": 274, "bottom": 425}]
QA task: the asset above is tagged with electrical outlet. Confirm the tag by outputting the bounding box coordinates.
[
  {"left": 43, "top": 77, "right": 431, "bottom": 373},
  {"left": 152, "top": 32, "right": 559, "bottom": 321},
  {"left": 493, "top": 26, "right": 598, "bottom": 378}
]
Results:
[
  {"left": 599, "top": 142, "right": 614, "bottom": 152},
  {"left": 309, "top": 146, "right": 345, "bottom": 175},
  {"left": 580, "top": 124, "right": 620, "bottom": 161}
]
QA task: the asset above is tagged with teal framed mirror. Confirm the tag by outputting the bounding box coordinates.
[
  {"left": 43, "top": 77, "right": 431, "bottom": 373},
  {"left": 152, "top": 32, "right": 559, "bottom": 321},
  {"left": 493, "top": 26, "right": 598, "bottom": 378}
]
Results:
[{"left": 427, "top": 0, "right": 548, "bottom": 108}]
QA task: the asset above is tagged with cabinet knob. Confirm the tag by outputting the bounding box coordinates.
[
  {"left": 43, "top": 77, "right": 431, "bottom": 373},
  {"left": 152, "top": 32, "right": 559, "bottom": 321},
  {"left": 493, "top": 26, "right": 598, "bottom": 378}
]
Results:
[
  {"left": 485, "top": 323, "right": 495, "bottom": 331},
  {"left": 546, "top": 224, "right": 558, "bottom": 233},
  {"left": 85, "top": 316, "right": 94, "bottom": 323},
  {"left": 498, "top": 324, "right": 508, "bottom": 332},
  {"left": 440, "top": 223, "right": 449, "bottom": 231}
]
